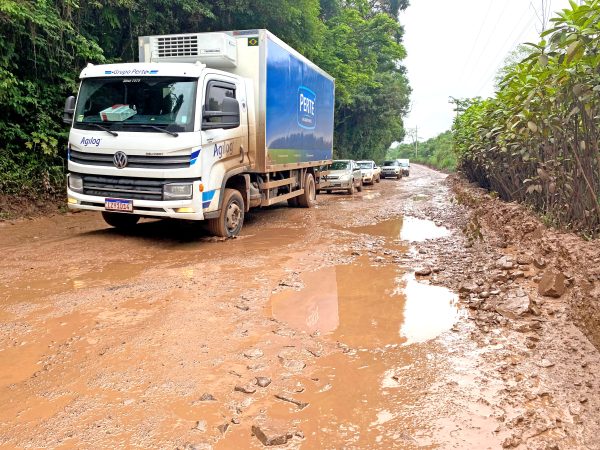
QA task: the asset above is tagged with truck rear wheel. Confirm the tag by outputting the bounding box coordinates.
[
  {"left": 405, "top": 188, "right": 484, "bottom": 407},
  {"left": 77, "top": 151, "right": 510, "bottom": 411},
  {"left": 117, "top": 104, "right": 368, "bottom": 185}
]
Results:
[
  {"left": 298, "top": 173, "right": 316, "bottom": 208},
  {"left": 207, "top": 188, "right": 244, "bottom": 237},
  {"left": 357, "top": 180, "right": 363, "bottom": 192},
  {"left": 102, "top": 211, "right": 140, "bottom": 229}
]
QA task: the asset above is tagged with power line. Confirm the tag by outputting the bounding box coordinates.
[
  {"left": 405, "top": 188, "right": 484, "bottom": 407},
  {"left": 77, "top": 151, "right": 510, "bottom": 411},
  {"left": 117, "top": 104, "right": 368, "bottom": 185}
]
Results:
[
  {"left": 475, "top": 15, "right": 536, "bottom": 96},
  {"left": 457, "top": 1, "right": 495, "bottom": 82},
  {"left": 465, "top": 0, "right": 513, "bottom": 88}
]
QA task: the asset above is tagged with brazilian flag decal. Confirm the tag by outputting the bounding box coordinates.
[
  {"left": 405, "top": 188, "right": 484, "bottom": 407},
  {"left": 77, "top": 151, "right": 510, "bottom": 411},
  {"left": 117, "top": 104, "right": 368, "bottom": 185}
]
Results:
[{"left": 248, "top": 37, "right": 259, "bottom": 47}]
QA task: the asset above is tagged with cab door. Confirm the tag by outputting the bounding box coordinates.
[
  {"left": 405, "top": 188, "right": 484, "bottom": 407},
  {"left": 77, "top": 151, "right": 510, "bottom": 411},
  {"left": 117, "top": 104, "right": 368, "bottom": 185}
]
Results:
[{"left": 199, "top": 74, "right": 249, "bottom": 210}]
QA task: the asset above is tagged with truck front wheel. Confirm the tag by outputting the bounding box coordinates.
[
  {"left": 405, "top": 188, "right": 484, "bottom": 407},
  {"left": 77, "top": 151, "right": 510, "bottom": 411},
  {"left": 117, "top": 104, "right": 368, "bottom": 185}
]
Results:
[
  {"left": 102, "top": 212, "right": 140, "bottom": 229},
  {"left": 297, "top": 173, "right": 316, "bottom": 208},
  {"left": 207, "top": 188, "right": 244, "bottom": 237}
]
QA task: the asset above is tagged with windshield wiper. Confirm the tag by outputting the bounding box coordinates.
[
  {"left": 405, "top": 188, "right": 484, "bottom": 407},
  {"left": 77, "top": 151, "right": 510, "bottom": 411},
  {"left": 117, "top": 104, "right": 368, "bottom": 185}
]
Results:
[
  {"left": 87, "top": 123, "right": 118, "bottom": 137},
  {"left": 139, "top": 124, "right": 179, "bottom": 137}
]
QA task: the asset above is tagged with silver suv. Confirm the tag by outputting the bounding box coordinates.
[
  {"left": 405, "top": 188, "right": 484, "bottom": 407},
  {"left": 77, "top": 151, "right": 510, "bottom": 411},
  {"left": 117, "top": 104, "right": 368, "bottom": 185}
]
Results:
[{"left": 381, "top": 160, "right": 402, "bottom": 179}]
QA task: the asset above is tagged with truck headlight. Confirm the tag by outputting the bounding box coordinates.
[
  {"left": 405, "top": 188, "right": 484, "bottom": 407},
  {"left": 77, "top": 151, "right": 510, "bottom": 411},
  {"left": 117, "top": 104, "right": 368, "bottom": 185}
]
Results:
[
  {"left": 164, "top": 183, "right": 193, "bottom": 200},
  {"left": 68, "top": 174, "right": 83, "bottom": 192}
]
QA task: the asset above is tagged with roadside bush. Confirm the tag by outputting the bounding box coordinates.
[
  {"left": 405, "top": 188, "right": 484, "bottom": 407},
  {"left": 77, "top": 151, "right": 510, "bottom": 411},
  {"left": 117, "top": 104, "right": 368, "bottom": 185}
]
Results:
[{"left": 453, "top": 0, "right": 600, "bottom": 237}]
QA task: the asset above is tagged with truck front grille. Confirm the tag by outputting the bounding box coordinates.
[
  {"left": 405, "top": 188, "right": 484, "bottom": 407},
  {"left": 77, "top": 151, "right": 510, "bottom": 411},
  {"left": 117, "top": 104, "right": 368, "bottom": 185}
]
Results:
[
  {"left": 81, "top": 175, "right": 196, "bottom": 201},
  {"left": 70, "top": 149, "right": 190, "bottom": 169}
]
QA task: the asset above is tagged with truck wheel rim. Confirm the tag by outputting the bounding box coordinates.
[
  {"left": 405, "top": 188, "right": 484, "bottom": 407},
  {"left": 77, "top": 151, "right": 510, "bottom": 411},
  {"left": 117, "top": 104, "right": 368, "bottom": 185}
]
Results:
[{"left": 226, "top": 202, "right": 242, "bottom": 231}]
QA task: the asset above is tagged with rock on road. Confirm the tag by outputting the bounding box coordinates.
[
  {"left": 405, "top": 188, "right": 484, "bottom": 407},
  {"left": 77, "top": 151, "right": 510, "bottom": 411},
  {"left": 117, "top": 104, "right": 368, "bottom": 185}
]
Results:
[{"left": 1, "top": 165, "right": 599, "bottom": 449}]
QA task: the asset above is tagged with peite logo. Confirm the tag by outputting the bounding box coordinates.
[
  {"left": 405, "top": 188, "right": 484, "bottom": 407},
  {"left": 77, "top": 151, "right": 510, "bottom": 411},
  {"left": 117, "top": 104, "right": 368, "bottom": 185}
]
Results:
[{"left": 297, "top": 86, "right": 316, "bottom": 129}]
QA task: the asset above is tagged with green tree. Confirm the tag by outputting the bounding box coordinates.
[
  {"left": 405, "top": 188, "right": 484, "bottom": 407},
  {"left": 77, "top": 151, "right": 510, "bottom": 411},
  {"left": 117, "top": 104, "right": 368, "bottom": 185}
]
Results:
[
  {"left": 0, "top": 0, "right": 412, "bottom": 204},
  {"left": 387, "top": 131, "right": 456, "bottom": 171}
]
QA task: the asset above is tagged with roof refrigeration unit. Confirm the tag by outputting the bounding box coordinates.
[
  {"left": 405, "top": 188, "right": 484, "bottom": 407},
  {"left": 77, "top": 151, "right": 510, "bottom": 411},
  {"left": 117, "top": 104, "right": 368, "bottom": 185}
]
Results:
[{"left": 138, "top": 32, "right": 238, "bottom": 68}]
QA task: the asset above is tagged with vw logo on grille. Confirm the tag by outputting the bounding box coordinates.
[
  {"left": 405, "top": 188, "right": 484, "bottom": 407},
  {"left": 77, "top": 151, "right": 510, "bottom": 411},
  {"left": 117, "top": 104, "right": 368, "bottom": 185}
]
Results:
[{"left": 113, "top": 151, "right": 128, "bottom": 169}]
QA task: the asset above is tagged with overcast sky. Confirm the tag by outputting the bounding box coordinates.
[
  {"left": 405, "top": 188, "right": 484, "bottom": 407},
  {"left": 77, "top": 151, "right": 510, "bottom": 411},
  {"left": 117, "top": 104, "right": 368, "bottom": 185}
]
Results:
[{"left": 398, "top": 0, "right": 573, "bottom": 142}]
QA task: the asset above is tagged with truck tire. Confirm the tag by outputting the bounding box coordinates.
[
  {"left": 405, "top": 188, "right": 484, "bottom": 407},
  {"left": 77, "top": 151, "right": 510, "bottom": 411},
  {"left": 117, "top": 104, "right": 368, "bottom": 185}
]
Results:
[
  {"left": 298, "top": 173, "right": 316, "bottom": 208},
  {"left": 207, "top": 188, "right": 244, "bottom": 237},
  {"left": 375, "top": 175, "right": 380, "bottom": 183},
  {"left": 102, "top": 211, "right": 140, "bottom": 229},
  {"left": 396, "top": 172, "right": 402, "bottom": 180},
  {"left": 357, "top": 179, "right": 363, "bottom": 192}
]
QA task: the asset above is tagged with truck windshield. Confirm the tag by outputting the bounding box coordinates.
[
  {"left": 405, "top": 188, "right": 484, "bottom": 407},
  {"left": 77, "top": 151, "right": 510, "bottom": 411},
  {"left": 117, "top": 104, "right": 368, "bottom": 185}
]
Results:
[
  {"left": 383, "top": 160, "right": 397, "bottom": 166},
  {"left": 73, "top": 77, "right": 197, "bottom": 133},
  {"left": 358, "top": 162, "right": 373, "bottom": 169}
]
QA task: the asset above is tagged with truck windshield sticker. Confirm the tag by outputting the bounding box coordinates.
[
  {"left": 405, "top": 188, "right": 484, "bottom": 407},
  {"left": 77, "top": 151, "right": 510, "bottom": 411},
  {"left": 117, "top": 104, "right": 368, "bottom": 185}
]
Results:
[
  {"left": 80, "top": 137, "right": 102, "bottom": 147},
  {"left": 297, "top": 86, "right": 316, "bottom": 130}
]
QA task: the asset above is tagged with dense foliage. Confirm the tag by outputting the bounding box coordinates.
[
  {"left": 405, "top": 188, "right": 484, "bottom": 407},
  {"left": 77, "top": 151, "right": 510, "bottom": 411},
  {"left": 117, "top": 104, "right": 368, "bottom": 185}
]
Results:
[
  {"left": 0, "top": 0, "right": 410, "bottom": 199},
  {"left": 387, "top": 130, "right": 456, "bottom": 171},
  {"left": 453, "top": 0, "right": 600, "bottom": 237}
]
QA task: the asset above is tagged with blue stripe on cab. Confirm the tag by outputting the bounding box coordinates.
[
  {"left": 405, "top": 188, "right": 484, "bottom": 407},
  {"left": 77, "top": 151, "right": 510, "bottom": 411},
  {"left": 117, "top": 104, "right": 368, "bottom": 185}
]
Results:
[
  {"left": 190, "top": 148, "right": 201, "bottom": 166},
  {"left": 202, "top": 190, "right": 216, "bottom": 209}
]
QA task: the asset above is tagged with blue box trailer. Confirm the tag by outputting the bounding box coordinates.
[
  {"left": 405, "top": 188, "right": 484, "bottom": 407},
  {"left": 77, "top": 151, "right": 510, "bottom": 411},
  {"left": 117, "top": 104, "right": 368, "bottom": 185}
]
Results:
[{"left": 227, "top": 29, "right": 335, "bottom": 172}]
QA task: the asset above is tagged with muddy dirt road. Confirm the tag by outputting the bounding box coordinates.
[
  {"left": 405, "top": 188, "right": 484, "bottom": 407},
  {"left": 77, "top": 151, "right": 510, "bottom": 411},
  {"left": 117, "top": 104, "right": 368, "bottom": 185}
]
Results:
[{"left": 1, "top": 165, "right": 599, "bottom": 449}]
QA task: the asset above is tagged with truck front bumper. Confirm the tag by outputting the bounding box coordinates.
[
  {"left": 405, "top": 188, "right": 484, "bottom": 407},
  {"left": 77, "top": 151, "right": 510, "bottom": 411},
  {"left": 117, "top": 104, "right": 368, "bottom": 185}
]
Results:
[{"left": 67, "top": 188, "right": 206, "bottom": 221}]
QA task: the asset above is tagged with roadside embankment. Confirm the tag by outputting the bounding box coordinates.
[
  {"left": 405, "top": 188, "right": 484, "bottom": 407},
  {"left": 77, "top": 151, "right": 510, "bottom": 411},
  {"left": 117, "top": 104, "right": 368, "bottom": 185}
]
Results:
[{"left": 449, "top": 175, "right": 600, "bottom": 351}]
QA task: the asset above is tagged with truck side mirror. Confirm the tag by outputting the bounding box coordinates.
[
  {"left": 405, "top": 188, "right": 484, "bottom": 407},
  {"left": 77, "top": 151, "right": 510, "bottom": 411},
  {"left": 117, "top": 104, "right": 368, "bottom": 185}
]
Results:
[
  {"left": 203, "top": 97, "right": 240, "bottom": 130},
  {"left": 63, "top": 96, "right": 76, "bottom": 124}
]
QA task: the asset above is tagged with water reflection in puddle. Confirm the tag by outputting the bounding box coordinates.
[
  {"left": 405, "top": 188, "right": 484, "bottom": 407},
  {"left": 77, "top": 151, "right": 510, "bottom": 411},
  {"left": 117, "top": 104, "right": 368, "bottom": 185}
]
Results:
[
  {"left": 350, "top": 216, "right": 450, "bottom": 242},
  {"left": 270, "top": 258, "right": 458, "bottom": 347},
  {"left": 267, "top": 259, "right": 459, "bottom": 448},
  {"left": 401, "top": 216, "right": 451, "bottom": 242},
  {"left": 399, "top": 276, "right": 458, "bottom": 345}
]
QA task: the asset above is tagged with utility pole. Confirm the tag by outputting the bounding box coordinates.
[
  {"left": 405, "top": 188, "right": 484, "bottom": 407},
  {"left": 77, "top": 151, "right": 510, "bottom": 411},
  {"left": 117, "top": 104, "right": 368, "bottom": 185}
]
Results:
[
  {"left": 406, "top": 127, "right": 419, "bottom": 158},
  {"left": 414, "top": 125, "right": 418, "bottom": 158}
]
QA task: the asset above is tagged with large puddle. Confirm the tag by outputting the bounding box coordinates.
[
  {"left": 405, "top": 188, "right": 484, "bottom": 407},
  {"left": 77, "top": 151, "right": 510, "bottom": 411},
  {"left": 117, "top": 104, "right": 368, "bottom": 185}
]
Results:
[
  {"left": 350, "top": 216, "right": 451, "bottom": 242},
  {"left": 271, "top": 257, "right": 458, "bottom": 348},
  {"left": 262, "top": 257, "right": 460, "bottom": 448}
]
